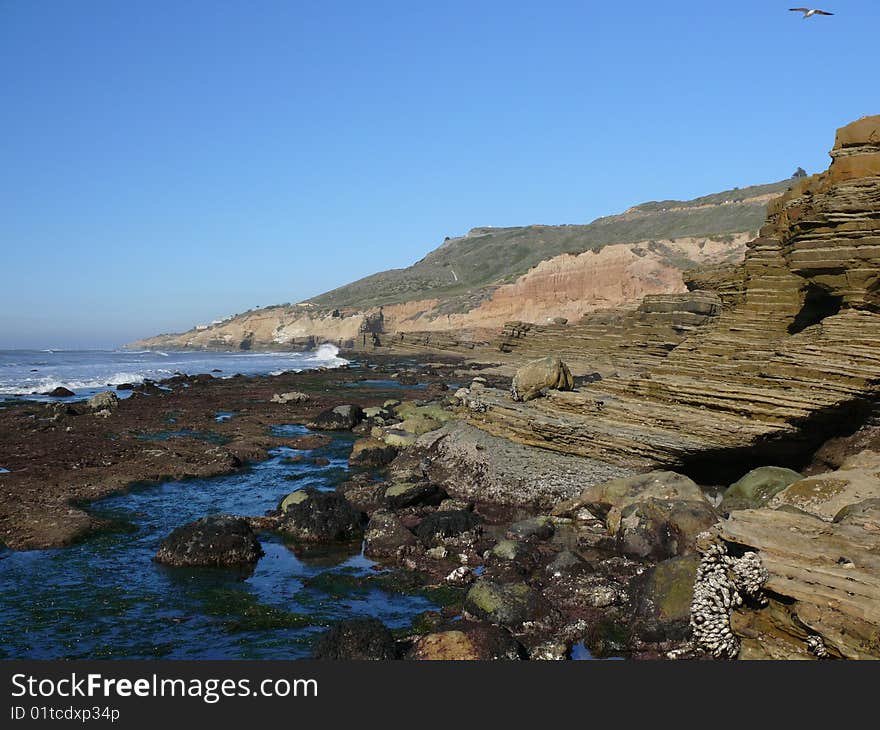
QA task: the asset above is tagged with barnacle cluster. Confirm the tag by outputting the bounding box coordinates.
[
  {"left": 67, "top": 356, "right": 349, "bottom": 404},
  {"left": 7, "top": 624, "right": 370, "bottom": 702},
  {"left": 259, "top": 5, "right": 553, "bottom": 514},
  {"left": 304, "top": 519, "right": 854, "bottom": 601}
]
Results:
[
  {"left": 689, "top": 532, "right": 768, "bottom": 659},
  {"left": 806, "top": 635, "right": 830, "bottom": 659}
]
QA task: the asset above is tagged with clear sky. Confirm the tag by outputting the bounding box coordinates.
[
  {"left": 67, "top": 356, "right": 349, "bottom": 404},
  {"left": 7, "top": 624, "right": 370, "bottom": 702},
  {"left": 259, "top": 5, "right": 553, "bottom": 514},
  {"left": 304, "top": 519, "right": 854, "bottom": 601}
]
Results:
[{"left": 1, "top": 1, "right": 876, "bottom": 348}]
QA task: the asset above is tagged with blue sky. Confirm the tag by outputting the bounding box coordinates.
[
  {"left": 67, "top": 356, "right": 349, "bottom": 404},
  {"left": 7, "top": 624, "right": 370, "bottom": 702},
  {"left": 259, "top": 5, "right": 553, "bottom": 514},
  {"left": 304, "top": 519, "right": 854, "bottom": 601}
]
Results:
[{"left": 1, "top": 0, "right": 876, "bottom": 348}]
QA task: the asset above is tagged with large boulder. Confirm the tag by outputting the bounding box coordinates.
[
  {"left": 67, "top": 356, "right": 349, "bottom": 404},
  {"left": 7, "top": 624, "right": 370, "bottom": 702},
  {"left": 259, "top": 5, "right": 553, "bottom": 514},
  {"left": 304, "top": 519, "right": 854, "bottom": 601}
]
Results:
[
  {"left": 305, "top": 405, "right": 364, "bottom": 431},
  {"left": 311, "top": 618, "right": 397, "bottom": 660},
  {"left": 363, "top": 510, "right": 418, "bottom": 558},
  {"left": 154, "top": 515, "right": 263, "bottom": 567},
  {"left": 721, "top": 466, "right": 803, "bottom": 512},
  {"left": 553, "top": 470, "right": 707, "bottom": 520},
  {"left": 510, "top": 356, "right": 574, "bottom": 402},
  {"left": 613, "top": 498, "right": 717, "bottom": 559},
  {"left": 277, "top": 489, "right": 366, "bottom": 542},
  {"left": 463, "top": 580, "right": 548, "bottom": 629},
  {"left": 768, "top": 451, "right": 880, "bottom": 521}
]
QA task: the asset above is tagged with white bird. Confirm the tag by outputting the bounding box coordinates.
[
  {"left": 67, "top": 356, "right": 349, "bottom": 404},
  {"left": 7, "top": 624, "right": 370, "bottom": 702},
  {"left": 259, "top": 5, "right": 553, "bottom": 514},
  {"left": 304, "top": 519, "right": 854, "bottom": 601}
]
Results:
[{"left": 789, "top": 7, "right": 834, "bottom": 18}]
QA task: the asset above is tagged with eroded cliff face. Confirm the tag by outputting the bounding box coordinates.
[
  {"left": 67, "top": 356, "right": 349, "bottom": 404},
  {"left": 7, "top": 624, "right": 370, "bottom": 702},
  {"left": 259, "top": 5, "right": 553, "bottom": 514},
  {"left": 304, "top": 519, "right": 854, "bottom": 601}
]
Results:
[
  {"left": 131, "top": 233, "right": 751, "bottom": 351},
  {"left": 463, "top": 115, "right": 880, "bottom": 474}
]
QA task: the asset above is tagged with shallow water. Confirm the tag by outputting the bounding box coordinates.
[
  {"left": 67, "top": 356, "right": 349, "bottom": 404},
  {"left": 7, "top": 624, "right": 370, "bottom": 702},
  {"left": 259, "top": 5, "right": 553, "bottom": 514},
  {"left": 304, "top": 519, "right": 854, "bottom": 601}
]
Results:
[{"left": 0, "top": 426, "right": 436, "bottom": 659}]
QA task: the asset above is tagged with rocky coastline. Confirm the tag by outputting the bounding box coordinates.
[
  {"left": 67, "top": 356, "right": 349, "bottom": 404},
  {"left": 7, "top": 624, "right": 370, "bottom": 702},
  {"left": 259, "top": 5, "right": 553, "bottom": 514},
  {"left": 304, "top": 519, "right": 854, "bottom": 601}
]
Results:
[{"left": 3, "top": 115, "right": 879, "bottom": 661}]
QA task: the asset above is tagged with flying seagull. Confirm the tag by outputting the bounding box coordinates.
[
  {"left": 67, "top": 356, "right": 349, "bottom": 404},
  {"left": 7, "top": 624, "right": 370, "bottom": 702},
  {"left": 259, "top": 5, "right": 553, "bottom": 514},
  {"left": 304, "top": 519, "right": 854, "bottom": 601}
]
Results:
[{"left": 789, "top": 8, "right": 834, "bottom": 18}]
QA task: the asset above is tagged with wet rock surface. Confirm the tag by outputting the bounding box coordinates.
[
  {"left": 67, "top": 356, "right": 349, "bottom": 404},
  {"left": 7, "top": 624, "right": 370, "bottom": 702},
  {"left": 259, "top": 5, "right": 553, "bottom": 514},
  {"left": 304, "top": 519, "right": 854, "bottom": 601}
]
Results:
[
  {"left": 276, "top": 489, "right": 366, "bottom": 542},
  {"left": 312, "top": 618, "right": 398, "bottom": 660},
  {"left": 154, "top": 515, "right": 263, "bottom": 568}
]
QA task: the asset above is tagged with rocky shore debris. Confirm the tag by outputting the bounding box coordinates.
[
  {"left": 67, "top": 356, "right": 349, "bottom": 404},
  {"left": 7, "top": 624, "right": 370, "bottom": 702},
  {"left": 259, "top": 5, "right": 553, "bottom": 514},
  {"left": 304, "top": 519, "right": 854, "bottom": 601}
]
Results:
[{"left": 154, "top": 515, "right": 264, "bottom": 568}]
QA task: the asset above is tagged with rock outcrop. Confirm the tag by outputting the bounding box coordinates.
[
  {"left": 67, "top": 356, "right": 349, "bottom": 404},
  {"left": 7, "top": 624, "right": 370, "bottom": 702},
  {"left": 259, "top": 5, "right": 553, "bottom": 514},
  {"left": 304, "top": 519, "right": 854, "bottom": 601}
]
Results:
[{"left": 462, "top": 116, "right": 880, "bottom": 480}]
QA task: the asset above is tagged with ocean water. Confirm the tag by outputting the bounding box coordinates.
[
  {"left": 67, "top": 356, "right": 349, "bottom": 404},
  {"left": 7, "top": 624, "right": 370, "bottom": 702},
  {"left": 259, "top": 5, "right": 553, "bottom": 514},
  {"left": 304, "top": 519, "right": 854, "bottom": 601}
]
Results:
[
  {"left": 0, "top": 345, "right": 348, "bottom": 400},
  {"left": 0, "top": 427, "right": 438, "bottom": 659}
]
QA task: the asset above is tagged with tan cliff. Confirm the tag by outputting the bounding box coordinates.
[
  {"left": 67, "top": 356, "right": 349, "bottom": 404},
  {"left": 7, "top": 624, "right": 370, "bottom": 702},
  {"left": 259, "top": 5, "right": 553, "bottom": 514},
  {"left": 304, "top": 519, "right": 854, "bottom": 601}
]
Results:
[{"left": 131, "top": 232, "right": 753, "bottom": 351}]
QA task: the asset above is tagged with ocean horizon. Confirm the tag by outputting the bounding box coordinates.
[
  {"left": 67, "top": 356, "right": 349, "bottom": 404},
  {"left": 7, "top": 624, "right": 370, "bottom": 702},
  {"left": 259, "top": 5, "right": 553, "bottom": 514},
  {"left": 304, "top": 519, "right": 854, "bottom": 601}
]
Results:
[{"left": 0, "top": 345, "right": 349, "bottom": 400}]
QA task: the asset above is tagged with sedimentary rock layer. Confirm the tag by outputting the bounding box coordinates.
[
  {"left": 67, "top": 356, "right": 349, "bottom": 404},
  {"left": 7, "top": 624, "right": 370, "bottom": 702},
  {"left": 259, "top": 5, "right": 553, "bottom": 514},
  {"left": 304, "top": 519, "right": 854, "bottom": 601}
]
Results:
[{"left": 463, "top": 116, "right": 880, "bottom": 474}]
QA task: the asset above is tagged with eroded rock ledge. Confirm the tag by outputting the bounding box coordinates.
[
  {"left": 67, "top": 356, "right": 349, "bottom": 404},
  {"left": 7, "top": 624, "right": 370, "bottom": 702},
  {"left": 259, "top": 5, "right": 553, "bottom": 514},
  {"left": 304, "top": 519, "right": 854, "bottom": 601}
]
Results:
[{"left": 460, "top": 115, "right": 880, "bottom": 479}]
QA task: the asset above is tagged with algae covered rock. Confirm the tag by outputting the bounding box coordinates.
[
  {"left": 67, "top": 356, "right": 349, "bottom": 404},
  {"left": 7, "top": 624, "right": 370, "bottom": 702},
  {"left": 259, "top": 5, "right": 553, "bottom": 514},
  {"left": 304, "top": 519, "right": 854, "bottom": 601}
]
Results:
[
  {"left": 154, "top": 515, "right": 263, "bottom": 568},
  {"left": 271, "top": 391, "right": 310, "bottom": 404},
  {"left": 349, "top": 437, "right": 398, "bottom": 468},
  {"left": 510, "top": 356, "right": 574, "bottom": 402},
  {"left": 311, "top": 618, "right": 397, "bottom": 660},
  {"left": 506, "top": 516, "right": 554, "bottom": 541},
  {"left": 632, "top": 554, "right": 700, "bottom": 644},
  {"left": 277, "top": 488, "right": 366, "bottom": 542},
  {"left": 87, "top": 390, "right": 119, "bottom": 414},
  {"left": 721, "top": 466, "right": 802, "bottom": 512},
  {"left": 463, "top": 579, "right": 547, "bottom": 628},
  {"left": 278, "top": 489, "right": 310, "bottom": 513}
]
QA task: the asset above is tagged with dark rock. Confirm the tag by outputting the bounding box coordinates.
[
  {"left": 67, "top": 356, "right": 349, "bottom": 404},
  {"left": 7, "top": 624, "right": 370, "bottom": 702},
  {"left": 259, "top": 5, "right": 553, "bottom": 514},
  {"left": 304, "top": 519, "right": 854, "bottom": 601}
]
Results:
[
  {"left": 45, "top": 387, "right": 75, "bottom": 397},
  {"left": 154, "top": 515, "right": 263, "bottom": 567},
  {"left": 349, "top": 437, "right": 398, "bottom": 468},
  {"left": 412, "top": 510, "right": 482, "bottom": 545},
  {"left": 116, "top": 383, "right": 134, "bottom": 391},
  {"left": 312, "top": 618, "right": 397, "bottom": 660},
  {"left": 364, "top": 510, "right": 418, "bottom": 558},
  {"left": 305, "top": 405, "right": 365, "bottom": 431},
  {"left": 336, "top": 478, "right": 387, "bottom": 513},
  {"left": 277, "top": 489, "right": 366, "bottom": 542},
  {"left": 545, "top": 550, "right": 586, "bottom": 576},
  {"left": 463, "top": 579, "right": 547, "bottom": 628},
  {"left": 384, "top": 481, "right": 447, "bottom": 510}
]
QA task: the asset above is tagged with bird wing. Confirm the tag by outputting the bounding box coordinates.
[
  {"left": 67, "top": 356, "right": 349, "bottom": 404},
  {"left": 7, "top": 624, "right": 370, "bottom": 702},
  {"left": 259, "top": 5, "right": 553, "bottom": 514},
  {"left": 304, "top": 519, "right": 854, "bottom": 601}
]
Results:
[
  {"left": 789, "top": 7, "right": 810, "bottom": 11},
  {"left": 814, "top": 10, "right": 834, "bottom": 15}
]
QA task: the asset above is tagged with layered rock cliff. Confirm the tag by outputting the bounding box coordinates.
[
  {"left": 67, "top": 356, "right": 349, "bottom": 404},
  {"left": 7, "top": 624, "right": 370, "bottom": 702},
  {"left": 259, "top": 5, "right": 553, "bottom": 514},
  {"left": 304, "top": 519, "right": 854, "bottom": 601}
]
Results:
[{"left": 462, "top": 115, "right": 880, "bottom": 477}]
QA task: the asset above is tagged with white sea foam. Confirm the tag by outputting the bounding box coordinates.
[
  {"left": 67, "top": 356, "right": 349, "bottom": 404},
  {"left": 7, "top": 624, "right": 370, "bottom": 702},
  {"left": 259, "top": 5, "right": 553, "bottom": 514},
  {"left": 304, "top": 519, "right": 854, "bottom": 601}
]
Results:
[{"left": 0, "top": 346, "right": 349, "bottom": 398}]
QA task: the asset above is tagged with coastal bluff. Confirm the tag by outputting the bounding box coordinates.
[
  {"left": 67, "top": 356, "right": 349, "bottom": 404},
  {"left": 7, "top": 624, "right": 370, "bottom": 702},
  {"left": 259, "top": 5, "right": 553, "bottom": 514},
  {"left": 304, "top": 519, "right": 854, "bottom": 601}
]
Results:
[{"left": 462, "top": 115, "right": 880, "bottom": 476}]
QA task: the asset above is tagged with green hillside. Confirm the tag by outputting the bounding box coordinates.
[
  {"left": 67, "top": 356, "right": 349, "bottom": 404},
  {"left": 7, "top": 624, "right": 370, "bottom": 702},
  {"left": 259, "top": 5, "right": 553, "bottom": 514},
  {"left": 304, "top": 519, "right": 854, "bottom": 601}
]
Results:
[{"left": 307, "top": 179, "right": 794, "bottom": 312}]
